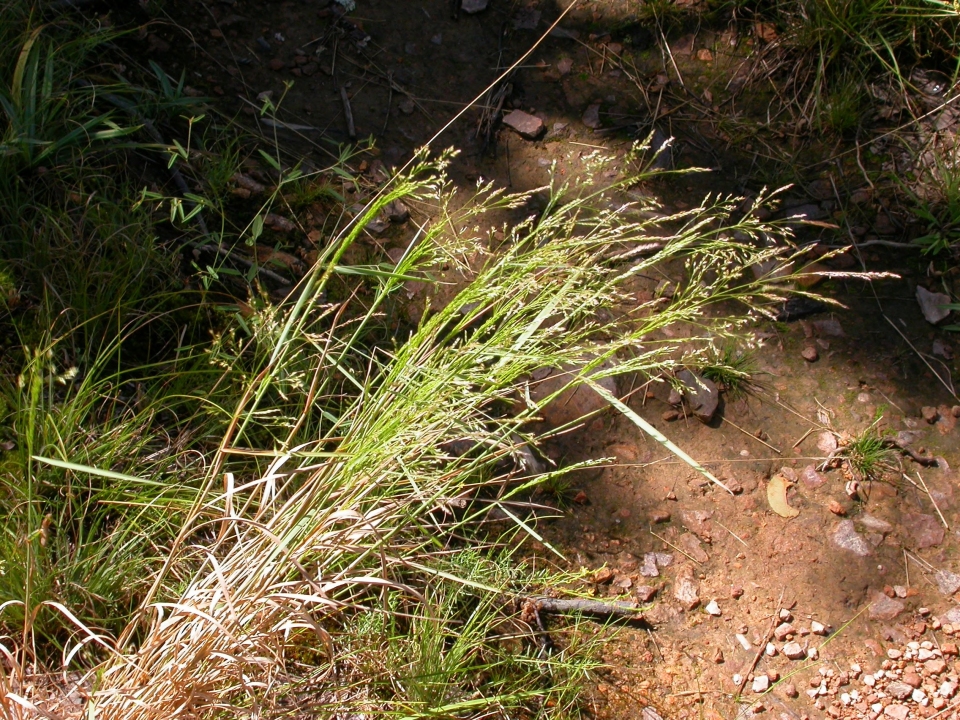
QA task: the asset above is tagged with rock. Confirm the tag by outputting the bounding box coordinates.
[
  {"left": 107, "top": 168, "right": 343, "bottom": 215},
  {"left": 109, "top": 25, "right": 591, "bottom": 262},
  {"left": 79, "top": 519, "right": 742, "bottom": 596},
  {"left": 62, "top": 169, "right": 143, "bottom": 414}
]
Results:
[
  {"left": 860, "top": 514, "right": 894, "bottom": 534},
  {"left": 641, "top": 708, "right": 664, "bottom": 720},
  {"left": 927, "top": 658, "right": 947, "bottom": 675},
  {"left": 752, "top": 675, "right": 770, "bottom": 693},
  {"left": 801, "top": 345, "right": 819, "bottom": 362},
  {"left": 784, "top": 203, "right": 828, "bottom": 222},
  {"left": 582, "top": 103, "right": 601, "bottom": 129},
  {"left": 935, "top": 569, "right": 960, "bottom": 595},
  {"left": 817, "top": 431, "right": 838, "bottom": 455},
  {"left": 903, "top": 670, "right": 922, "bottom": 688},
  {"left": 918, "top": 285, "right": 952, "bottom": 324},
  {"left": 887, "top": 681, "right": 913, "bottom": 700},
  {"left": 902, "top": 512, "right": 945, "bottom": 548},
  {"left": 502, "top": 110, "right": 545, "bottom": 140},
  {"left": 774, "top": 622, "right": 796, "bottom": 641},
  {"left": 705, "top": 599, "right": 721, "bottom": 616},
  {"left": 800, "top": 465, "right": 827, "bottom": 489},
  {"left": 460, "top": 0, "right": 488, "bottom": 13},
  {"left": 674, "top": 572, "right": 700, "bottom": 611},
  {"left": 650, "top": 509, "right": 671, "bottom": 523},
  {"left": 833, "top": 519, "right": 872, "bottom": 556},
  {"left": 512, "top": 7, "right": 540, "bottom": 29},
  {"left": 782, "top": 642, "right": 805, "bottom": 659},
  {"left": 883, "top": 704, "right": 908, "bottom": 720},
  {"left": 922, "top": 405, "right": 941, "bottom": 423},
  {"left": 398, "top": 98, "right": 415, "bottom": 114},
  {"left": 679, "top": 533, "right": 709, "bottom": 563},
  {"left": 680, "top": 510, "right": 713, "bottom": 542},
  {"left": 828, "top": 499, "right": 846, "bottom": 515},
  {"left": 868, "top": 593, "right": 905, "bottom": 621},
  {"left": 783, "top": 683, "right": 798, "bottom": 698},
  {"left": 528, "top": 358, "right": 617, "bottom": 427},
  {"left": 661, "top": 409, "right": 680, "bottom": 421},
  {"left": 667, "top": 387, "right": 683, "bottom": 405},
  {"left": 933, "top": 339, "right": 954, "bottom": 359},
  {"left": 812, "top": 318, "right": 845, "bottom": 337},
  {"left": 640, "top": 554, "right": 659, "bottom": 578},
  {"left": 811, "top": 621, "right": 827, "bottom": 635},
  {"left": 268, "top": 58, "right": 285, "bottom": 71},
  {"left": 557, "top": 57, "right": 573, "bottom": 76},
  {"left": 384, "top": 200, "right": 409, "bottom": 223},
  {"left": 593, "top": 567, "right": 615, "bottom": 584},
  {"left": 765, "top": 642, "right": 777, "bottom": 656},
  {"left": 635, "top": 585, "right": 658, "bottom": 602},
  {"left": 677, "top": 369, "right": 719, "bottom": 422},
  {"left": 940, "top": 607, "right": 960, "bottom": 625}
]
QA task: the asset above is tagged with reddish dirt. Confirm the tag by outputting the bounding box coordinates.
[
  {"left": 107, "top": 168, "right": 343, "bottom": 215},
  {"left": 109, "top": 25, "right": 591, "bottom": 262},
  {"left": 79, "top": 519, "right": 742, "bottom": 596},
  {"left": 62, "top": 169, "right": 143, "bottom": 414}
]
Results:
[{"left": 138, "top": 1, "right": 960, "bottom": 717}]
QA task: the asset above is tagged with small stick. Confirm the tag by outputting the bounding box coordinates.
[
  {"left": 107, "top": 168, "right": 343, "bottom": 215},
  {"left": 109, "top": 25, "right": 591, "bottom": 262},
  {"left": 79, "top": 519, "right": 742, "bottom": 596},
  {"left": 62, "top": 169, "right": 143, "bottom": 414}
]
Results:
[
  {"left": 912, "top": 471, "right": 950, "bottom": 530},
  {"left": 721, "top": 416, "right": 782, "bottom": 454},
  {"left": 340, "top": 86, "right": 356, "bottom": 139},
  {"left": 792, "top": 427, "right": 814, "bottom": 449},
  {"left": 927, "top": 699, "right": 960, "bottom": 720},
  {"left": 650, "top": 530, "right": 702, "bottom": 565},
  {"left": 717, "top": 520, "right": 749, "bottom": 548},
  {"left": 737, "top": 589, "right": 785, "bottom": 698},
  {"left": 530, "top": 596, "right": 645, "bottom": 620},
  {"left": 904, "top": 548, "right": 910, "bottom": 589}
]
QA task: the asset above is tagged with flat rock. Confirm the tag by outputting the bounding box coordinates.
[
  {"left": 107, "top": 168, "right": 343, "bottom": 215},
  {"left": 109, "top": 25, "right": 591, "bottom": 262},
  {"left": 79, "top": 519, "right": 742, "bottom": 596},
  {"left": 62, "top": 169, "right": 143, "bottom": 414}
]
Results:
[
  {"left": 460, "top": 0, "right": 489, "bottom": 13},
  {"left": 917, "top": 285, "right": 952, "bottom": 324},
  {"left": 782, "top": 642, "right": 805, "bottom": 659},
  {"left": 817, "top": 431, "right": 838, "bottom": 454},
  {"left": 883, "top": 705, "right": 908, "bottom": 720},
  {"left": 800, "top": 464, "right": 827, "bottom": 489},
  {"left": 784, "top": 203, "right": 828, "bottom": 222},
  {"left": 582, "top": 103, "right": 601, "bottom": 129},
  {"left": 640, "top": 554, "right": 659, "bottom": 577},
  {"left": 679, "top": 533, "right": 709, "bottom": 563},
  {"left": 935, "top": 569, "right": 960, "bottom": 595},
  {"left": 832, "top": 519, "right": 872, "bottom": 556},
  {"left": 812, "top": 317, "right": 845, "bottom": 337},
  {"left": 674, "top": 574, "right": 700, "bottom": 611},
  {"left": 635, "top": 585, "right": 658, "bottom": 602},
  {"left": 859, "top": 514, "right": 894, "bottom": 534},
  {"left": 502, "top": 110, "right": 545, "bottom": 140},
  {"left": 528, "top": 358, "right": 617, "bottom": 427},
  {"left": 886, "top": 682, "right": 913, "bottom": 700},
  {"left": 940, "top": 607, "right": 960, "bottom": 625},
  {"left": 384, "top": 200, "right": 409, "bottom": 223},
  {"left": 680, "top": 509, "right": 714, "bottom": 542},
  {"left": 869, "top": 593, "right": 905, "bottom": 621},
  {"left": 902, "top": 512, "right": 944, "bottom": 548},
  {"left": 677, "top": 369, "right": 719, "bottom": 422}
]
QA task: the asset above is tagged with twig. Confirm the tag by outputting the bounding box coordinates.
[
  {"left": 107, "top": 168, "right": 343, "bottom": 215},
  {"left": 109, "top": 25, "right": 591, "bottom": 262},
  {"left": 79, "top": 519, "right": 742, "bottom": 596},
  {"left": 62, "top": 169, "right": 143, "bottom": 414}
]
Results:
[
  {"left": 650, "top": 531, "right": 702, "bottom": 565},
  {"left": 721, "top": 416, "right": 782, "bottom": 454},
  {"left": 530, "top": 596, "right": 645, "bottom": 621},
  {"left": 909, "top": 472, "right": 950, "bottom": 530},
  {"left": 339, "top": 86, "right": 357, "bottom": 139},
  {"left": 717, "top": 521, "right": 749, "bottom": 548},
  {"left": 928, "top": 699, "right": 960, "bottom": 720},
  {"left": 884, "top": 315, "right": 960, "bottom": 401},
  {"left": 737, "top": 589, "right": 785, "bottom": 698},
  {"left": 791, "top": 427, "right": 814, "bottom": 449}
]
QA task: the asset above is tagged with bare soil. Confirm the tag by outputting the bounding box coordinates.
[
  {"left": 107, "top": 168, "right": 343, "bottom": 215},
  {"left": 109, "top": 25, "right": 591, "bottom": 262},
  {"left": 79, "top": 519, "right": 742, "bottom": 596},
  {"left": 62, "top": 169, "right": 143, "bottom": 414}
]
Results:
[{"left": 138, "top": 1, "right": 960, "bottom": 717}]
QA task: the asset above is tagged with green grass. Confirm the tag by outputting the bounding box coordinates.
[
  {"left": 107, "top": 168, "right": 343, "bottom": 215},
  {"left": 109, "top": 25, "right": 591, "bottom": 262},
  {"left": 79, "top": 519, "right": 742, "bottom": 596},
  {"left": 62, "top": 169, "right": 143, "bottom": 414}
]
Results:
[
  {"left": 700, "top": 344, "right": 758, "bottom": 399},
  {"left": 840, "top": 417, "right": 897, "bottom": 482}
]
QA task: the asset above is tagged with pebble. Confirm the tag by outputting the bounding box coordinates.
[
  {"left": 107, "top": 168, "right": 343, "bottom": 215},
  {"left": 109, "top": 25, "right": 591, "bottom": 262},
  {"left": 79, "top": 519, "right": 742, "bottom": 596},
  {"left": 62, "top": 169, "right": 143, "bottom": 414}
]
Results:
[
  {"left": 833, "top": 519, "right": 873, "bottom": 556},
  {"left": 705, "top": 600, "right": 721, "bottom": 616},
  {"left": 917, "top": 285, "right": 952, "bottom": 324},
  {"left": 902, "top": 512, "right": 945, "bottom": 549},
  {"left": 811, "top": 621, "right": 828, "bottom": 636},
  {"left": 677, "top": 369, "right": 720, "bottom": 423},
  {"left": 783, "top": 642, "right": 805, "bottom": 659},
  {"left": 800, "top": 465, "right": 827, "bottom": 489},
  {"left": 582, "top": 103, "right": 601, "bottom": 129},
  {"left": 766, "top": 642, "right": 778, "bottom": 657},
  {"left": 635, "top": 585, "right": 658, "bottom": 602},
  {"left": 674, "top": 574, "right": 700, "bottom": 611},
  {"left": 817, "top": 431, "right": 838, "bottom": 454},
  {"left": 921, "top": 405, "right": 941, "bottom": 423},
  {"left": 801, "top": 345, "right": 819, "bottom": 362},
  {"left": 753, "top": 675, "right": 770, "bottom": 693},
  {"left": 775, "top": 622, "right": 797, "bottom": 641},
  {"left": 460, "top": 0, "right": 489, "bottom": 13},
  {"left": 501, "top": 110, "right": 545, "bottom": 140},
  {"left": 783, "top": 683, "right": 798, "bottom": 698}
]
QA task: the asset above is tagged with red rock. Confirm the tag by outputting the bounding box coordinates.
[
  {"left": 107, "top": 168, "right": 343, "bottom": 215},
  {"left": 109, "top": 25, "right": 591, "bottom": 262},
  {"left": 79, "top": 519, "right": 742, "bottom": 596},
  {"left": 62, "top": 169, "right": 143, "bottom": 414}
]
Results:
[
  {"left": 268, "top": 58, "right": 285, "bottom": 71},
  {"left": 801, "top": 345, "right": 819, "bottom": 362},
  {"left": 502, "top": 110, "right": 545, "bottom": 140}
]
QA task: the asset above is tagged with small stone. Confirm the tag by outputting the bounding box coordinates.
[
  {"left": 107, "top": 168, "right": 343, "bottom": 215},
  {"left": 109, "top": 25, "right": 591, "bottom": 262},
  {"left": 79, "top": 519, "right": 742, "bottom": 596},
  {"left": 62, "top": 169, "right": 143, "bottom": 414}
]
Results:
[
  {"left": 828, "top": 499, "right": 846, "bottom": 516},
  {"left": 902, "top": 512, "right": 945, "bottom": 549},
  {"left": 941, "top": 643, "right": 958, "bottom": 656},
  {"left": 677, "top": 369, "right": 720, "bottom": 423},
  {"left": 674, "top": 574, "right": 701, "bottom": 611},
  {"left": 661, "top": 409, "right": 680, "bottom": 421},
  {"left": 883, "top": 705, "right": 909, "bottom": 720},
  {"left": 817, "top": 431, "right": 838, "bottom": 454},
  {"left": 460, "top": 0, "right": 489, "bottom": 13},
  {"left": 774, "top": 622, "right": 796, "bottom": 641},
  {"left": 398, "top": 98, "right": 415, "bottom": 115},
  {"left": 753, "top": 675, "right": 770, "bottom": 693},
  {"left": 640, "top": 554, "right": 659, "bottom": 578},
  {"left": 887, "top": 648, "right": 904, "bottom": 659},
  {"left": 863, "top": 674, "right": 876, "bottom": 687},
  {"left": 765, "top": 642, "right": 778, "bottom": 656},
  {"left": 802, "top": 345, "right": 819, "bottom": 362},
  {"left": 650, "top": 509, "right": 671, "bottom": 523},
  {"left": 926, "top": 659, "right": 947, "bottom": 675},
  {"left": 917, "top": 286, "right": 952, "bottom": 325},
  {"left": 679, "top": 533, "right": 709, "bottom": 563},
  {"left": 940, "top": 680, "right": 957, "bottom": 697},
  {"left": 903, "top": 670, "right": 922, "bottom": 688},
  {"left": 593, "top": 567, "right": 615, "bottom": 584},
  {"left": 783, "top": 683, "right": 798, "bottom": 698},
  {"left": 869, "top": 593, "right": 905, "bottom": 621},
  {"left": 860, "top": 514, "right": 894, "bottom": 534},
  {"left": 268, "top": 58, "right": 285, "bottom": 71},
  {"left": 779, "top": 608, "right": 793, "bottom": 621},
  {"left": 800, "top": 465, "right": 827, "bottom": 489},
  {"left": 731, "top": 586, "right": 744, "bottom": 599},
  {"left": 886, "top": 681, "right": 912, "bottom": 700},
  {"left": 806, "top": 647, "right": 819, "bottom": 660},
  {"left": 705, "top": 600, "right": 721, "bottom": 616},
  {"left": 582, "top": 103, "right": 601, "bottom": 129},
  {"left": 736, "top": 634, "right": 752, "bottom": 651},
  {"left": 783, "top": 642, "right": 805, "bottom": 659},
  {"left": 502, "top": 110, "right": 545, "bottom": 140},
  {"left": 635, "top": 585, "right": 658, "bottom": 602},
  {"left": 922, "top": 405, "right": 941, "bottom": 424},
  {"left": 713, "top": 648, "right": 724, "bottom": 664},
  {"left": 811, "top": 621, "right": 827, "bottom": 636},
  {"left": 833, "top": 519, "right": 873, "bottom": 556},
  {"left": 557, "top": 57, "right": 573, "bottom": 76}
]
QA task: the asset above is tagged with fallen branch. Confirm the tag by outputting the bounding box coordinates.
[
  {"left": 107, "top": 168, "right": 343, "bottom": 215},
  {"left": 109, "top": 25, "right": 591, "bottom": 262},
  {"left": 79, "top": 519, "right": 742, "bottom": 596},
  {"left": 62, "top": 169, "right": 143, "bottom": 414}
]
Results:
[{"left": 528, "top": 595, "right": 646, "bottom": 621}]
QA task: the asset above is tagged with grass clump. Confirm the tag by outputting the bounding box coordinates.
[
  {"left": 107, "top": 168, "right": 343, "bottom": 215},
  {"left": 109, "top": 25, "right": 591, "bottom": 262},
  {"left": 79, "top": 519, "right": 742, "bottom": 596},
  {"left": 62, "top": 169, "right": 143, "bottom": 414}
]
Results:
[
  {"left": 701, "top": 344, "right": 758, "bottom": 399},
  {"left": 838, "top": 416, "right": 897, "bottom": 482}
]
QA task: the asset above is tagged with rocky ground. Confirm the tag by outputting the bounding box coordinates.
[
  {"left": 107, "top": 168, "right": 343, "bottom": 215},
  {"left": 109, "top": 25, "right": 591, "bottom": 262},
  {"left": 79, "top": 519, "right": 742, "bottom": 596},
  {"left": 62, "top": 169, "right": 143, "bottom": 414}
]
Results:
[{"left": 136, "top": 0, "right": 960, "bottom": 717}]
